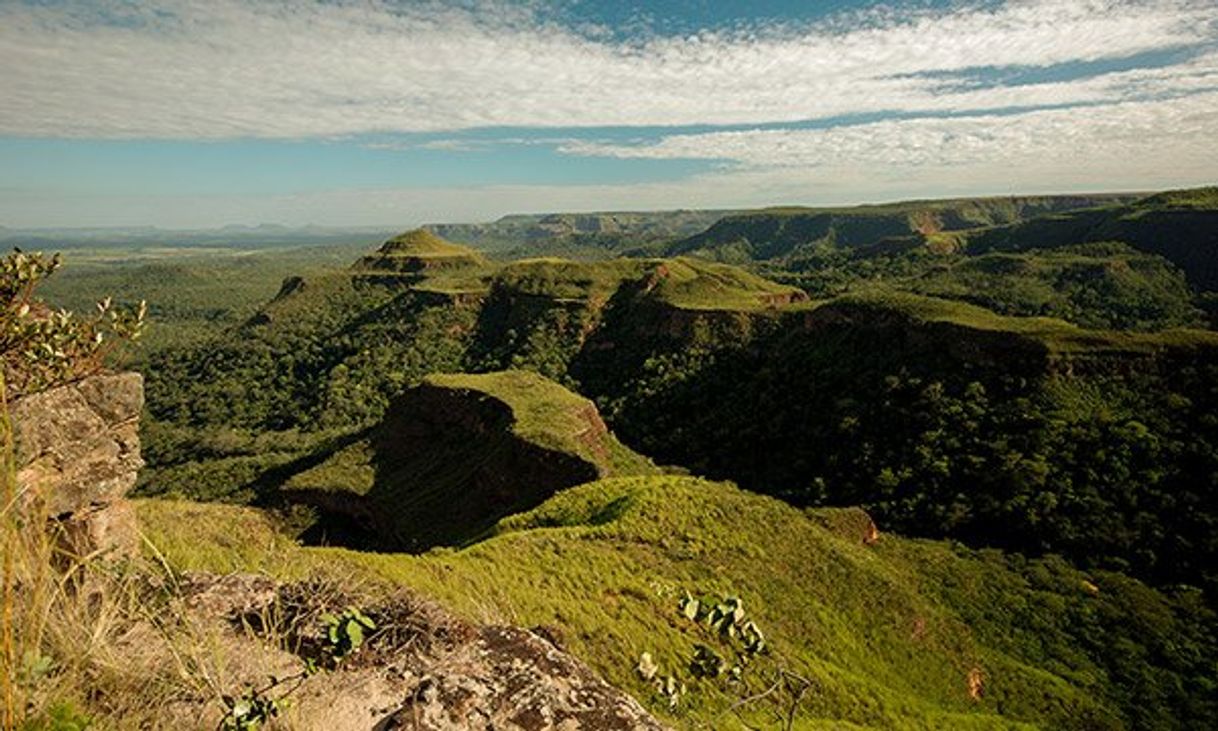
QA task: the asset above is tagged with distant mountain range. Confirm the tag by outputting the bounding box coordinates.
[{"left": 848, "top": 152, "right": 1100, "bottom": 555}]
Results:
[{"left": 0, "top": 224, "right": 398, "bottom": 249}]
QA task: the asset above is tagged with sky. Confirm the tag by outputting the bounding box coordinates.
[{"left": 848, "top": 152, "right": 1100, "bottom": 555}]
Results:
[{"left": 1, "top": 0, "right": 1216, "bottom": 228}]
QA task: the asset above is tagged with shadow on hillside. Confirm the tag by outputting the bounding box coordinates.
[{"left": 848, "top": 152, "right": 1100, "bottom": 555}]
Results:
[{"left": 281, "top": 383, "right": 603, "bottom": 555}]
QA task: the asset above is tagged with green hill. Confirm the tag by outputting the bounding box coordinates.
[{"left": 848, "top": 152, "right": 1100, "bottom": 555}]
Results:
[
  {"left": 140, "top": 244, "right": 1218, "bottom": 594},
  {"left": 605, "top": 289, "right": 1218, "bottom": 593},
  {"left": 903, "top": 243, "right": 1204, "bottom": 330},
  {"left": 359, "top": 228, "right": 481, "bottom": 260},
  {"left": 136, "top": 206, "right": 1218, "bottom": 595},
  {"left": 424, "top": 209, "right": 740, "bottom": 257},
  {"left": 968, "top": 187, "right": 1218, "bottom": 291},
  {"left": 353, "top": 228, "right": 487, "bottom": 278},
  {"left": 138, "top": 475, "right": 1218, "bottom": 730},
  {"left": 666, "top": 194, "right": 1136, "bottom": 264},
  {"left": 652, "top": 190, "right": 1211, "bottom": 333},
  {"left": 280, "top": 370, "right": 655, "bottom": 550}
]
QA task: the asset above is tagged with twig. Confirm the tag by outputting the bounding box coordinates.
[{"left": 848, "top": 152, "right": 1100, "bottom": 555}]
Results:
[{"left": 702, "top": 677, "right": 782, "bottom": 728}]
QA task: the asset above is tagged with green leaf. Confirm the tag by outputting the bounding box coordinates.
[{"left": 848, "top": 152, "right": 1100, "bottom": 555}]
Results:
[{"left": 347, "top": 621, "right": 364, "bottom": 649}]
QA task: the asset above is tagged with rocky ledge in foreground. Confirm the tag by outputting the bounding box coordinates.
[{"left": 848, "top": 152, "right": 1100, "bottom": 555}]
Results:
[
  {"left": 176, "top": 573, "right": 667, "bottom": 731},
  {"left": 11, "top": 372, "right": 144, "bottom": 557}
]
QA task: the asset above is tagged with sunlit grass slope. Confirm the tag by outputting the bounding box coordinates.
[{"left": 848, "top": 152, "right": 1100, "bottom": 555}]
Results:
[
  {"left": 138, "top": 476, "right": 1216, "bottom": 731},
  {"left": 281, "top": 371, "right": 657, "bottom": 548}
]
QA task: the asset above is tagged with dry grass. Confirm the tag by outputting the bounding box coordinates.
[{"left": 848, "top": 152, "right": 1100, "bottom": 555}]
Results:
[{"left": 0, "top": 379, "right": 290, "bottom": 729}]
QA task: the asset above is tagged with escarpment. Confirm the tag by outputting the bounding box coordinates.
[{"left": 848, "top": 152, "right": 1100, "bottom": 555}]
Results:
[{"left": 281, "top": 370, "right": 655, "bottom": 551}]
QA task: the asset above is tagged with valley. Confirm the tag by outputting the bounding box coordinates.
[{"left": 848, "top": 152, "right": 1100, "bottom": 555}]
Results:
[{"left": 8, "top": 186, "right": 1218, "bottom": 730}]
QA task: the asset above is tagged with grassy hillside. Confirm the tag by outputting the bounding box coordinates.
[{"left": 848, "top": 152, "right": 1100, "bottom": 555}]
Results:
[
  {"left": 136, "top": 250, "right": 803, "bottom": 510},
  {"left": 37, "top": 241, "right": 372, "bottom": 352},
  {"left": 667, "top": 194, "right": 1135, "bottom": 264},
  {"left": 138, "top": 476, "right": 1218, "bottom": 731},
  {"left": 604, "top": 290, "right": 1218, "bottom": 594},
  {"left": 15, "top": 200, "right": 1218, "bottom": 730},
  {"left": 353, "top": 228, "right": 488, "bottom": 275},
  {"left": 135, "top": 233, "right": 1218, "bottom": 593},
  {"left": 424, "top": 209, "right": 739, "bottom": 257},
  {"left": 141, "top": 249, "right": 806, "bottom": 445},
  {"left": 968, "top": 186, "right": 1218, "bottom": 291},
  {"left": 774, "top": 241, "right": 1205, "bottom": 332},
  {"left": 652, "top": 190, "right": 1212, "bottom": 334},
  {"left": 280, "top": 371, "right": 656, "bottom": 549},
  {"left": 905, "top": 243, "right": 1204, "bottom": 330}
]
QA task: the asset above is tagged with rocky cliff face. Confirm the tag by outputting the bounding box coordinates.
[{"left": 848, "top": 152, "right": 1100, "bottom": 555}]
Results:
[{"left": 11, "top": 372, "right": 144, "bottom": 556}]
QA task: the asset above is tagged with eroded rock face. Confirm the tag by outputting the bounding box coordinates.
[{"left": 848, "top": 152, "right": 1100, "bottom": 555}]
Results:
[{"left": 11, "top": 372, "right": 144, "bottom": 556}]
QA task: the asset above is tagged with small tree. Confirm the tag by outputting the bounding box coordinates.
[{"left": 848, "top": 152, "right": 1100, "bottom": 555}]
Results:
[{"left": 0, "top": 250, "right": 145, "bottom": 399}]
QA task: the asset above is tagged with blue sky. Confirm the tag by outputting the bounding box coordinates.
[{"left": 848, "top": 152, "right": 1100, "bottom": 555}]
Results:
[{"left": 1, "top": 0, "right": 1216, "bottom": 228}]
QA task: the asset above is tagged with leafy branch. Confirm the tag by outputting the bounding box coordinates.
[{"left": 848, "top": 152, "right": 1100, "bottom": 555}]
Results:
[{"left": 1, "top": 250, "right": 146, "bottom": 399}]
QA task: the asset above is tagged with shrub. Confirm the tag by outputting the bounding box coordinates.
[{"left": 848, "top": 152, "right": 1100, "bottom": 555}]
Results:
[{"left": 1, "top": 251, "right": 145, "bottom": 399}]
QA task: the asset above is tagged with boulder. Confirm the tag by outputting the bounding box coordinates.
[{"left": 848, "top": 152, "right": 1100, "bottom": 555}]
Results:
[
  {"left": 10, "top": 372, "right": 144, "bottom": 557},
  {"left": 389, "top": 625, "right": 667, "bottom": 730}
]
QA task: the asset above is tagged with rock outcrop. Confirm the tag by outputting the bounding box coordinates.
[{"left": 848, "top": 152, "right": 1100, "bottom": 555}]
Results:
[
  {"left": 389, "top": 624, "right": 665, "bottom": 730},
  {"left": 11, "top": 372, "right": 144, "bottom": 557},
  {"left": 172, "top": 573, "right": 668, "bottom": 731}
]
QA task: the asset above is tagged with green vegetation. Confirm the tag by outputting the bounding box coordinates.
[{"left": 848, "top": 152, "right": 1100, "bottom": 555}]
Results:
[
  {"left": 667, "top": 194, "right": 1135, "bottom": 263},
  {"left": 968, "top": 186, "right": 1218, "bottom": 291},
  {"left": 136, "top": 476, "right": 1218, "bottom": 730},
  {"left": 138, "top": 249, "right": 804, "bottom": 501},
  {"left": 907, "top": 244, "right": 1204, "bottom": 330},
  {"left": 764, "top": 236, "right": 1204, "bottom": 332},
  {"left": 1131, "top": 186, "right": 1218, "bottom": 211},
  {"left": 653, "top": 189, "right": 1214, "bottom": 334},
  {"left": 132, "top": 224, "right": 1218, "bottom": 594},
  {"left": 281, "top": 370, "right": 656, "bottom": 550},
  {"left": 1, "top": 250, "right": 145, "bottom": 398},
  {"left": 642, "top": 258, "right": 806, "bottom": 311},
  {"left": 604, "top": 290, "right": 1218, "bottom": 594},
  {"left": 12, "top": 210, "right": 1218, "bottom": 730},
  {"left": 38, "top": 241, "right": 373, "bottom": 353},
  {"left": 425, "top": 209, "right": 738, "bottom": 258},
  {"left": 353, "top": 228, "right": 486, "bottom": 273}
]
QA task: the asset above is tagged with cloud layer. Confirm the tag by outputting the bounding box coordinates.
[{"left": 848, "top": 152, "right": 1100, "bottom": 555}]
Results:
[
  {"left": 2, "top": 0, "right": 1216, "bottom": 226},
  {"left": 2, "top": 0, "right": 1215, "bottom": 139}
]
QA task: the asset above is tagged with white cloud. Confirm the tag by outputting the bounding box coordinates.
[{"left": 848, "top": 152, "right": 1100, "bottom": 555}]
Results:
[
  {"left": 560, "top": 89, "right": 1218, "bottom": 171},
  {"left": 1, "top": 0, "right": 1215, "bottom": 139}
]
